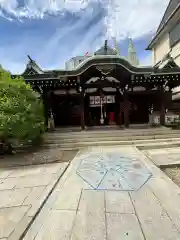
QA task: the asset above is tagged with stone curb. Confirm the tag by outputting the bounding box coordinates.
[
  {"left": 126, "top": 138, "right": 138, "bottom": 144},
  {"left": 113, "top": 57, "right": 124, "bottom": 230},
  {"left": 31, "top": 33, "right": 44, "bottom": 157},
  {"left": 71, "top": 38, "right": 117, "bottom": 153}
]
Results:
[{"left": 160, "top": 163, "right": 180, "bottom": 169}]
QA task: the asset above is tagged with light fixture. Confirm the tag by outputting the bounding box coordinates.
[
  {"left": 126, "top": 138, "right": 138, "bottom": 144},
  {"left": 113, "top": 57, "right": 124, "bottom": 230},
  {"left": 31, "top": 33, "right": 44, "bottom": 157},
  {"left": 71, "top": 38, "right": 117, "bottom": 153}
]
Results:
[
  {"left": 79, "top": 86, "right": 82, "bottom": 92},
  {"left": 125, "top": 84, "right": 128, "bottom": 91},
  {"left": 165, "top": 86, "right": 170, "bottom": 91}
]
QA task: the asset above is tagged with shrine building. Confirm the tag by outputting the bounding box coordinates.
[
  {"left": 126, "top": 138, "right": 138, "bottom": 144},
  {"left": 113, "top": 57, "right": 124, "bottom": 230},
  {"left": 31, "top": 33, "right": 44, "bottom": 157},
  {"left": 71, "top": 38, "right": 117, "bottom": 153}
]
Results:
[{"left": 12, "top": 39, "right": 180, "bottom": 130}]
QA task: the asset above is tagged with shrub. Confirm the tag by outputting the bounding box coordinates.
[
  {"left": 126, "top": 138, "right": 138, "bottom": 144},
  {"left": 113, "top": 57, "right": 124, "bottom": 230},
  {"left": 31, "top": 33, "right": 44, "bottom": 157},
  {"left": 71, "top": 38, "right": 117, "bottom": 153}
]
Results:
[{"left": 0, "top": 66, "right": 45, "bottom": 146}]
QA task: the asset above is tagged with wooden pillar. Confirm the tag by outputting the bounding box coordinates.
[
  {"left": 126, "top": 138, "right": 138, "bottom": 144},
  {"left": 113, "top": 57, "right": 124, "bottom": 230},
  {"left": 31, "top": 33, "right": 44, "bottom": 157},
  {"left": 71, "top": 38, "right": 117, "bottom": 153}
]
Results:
[
  {"left": 119, "top": 111, "right": 123, "bottom": 126},
  {"left": 160, "top": 90, "right": 165, "bottom": 125},
  {"left": 42, "top": 90, "right": 49, "bottom": 128},
  {"left": 78, "top": 74, "right": 85, "bottom": 130},
  {"left": 80, "top": 88, "right": 85, "bottom": 130},
  {"left": 42, "top": 90, "right": 55, "bottom": 131},
  {"left": 115, "top": 91, "right": 121, "bottom": 126},
  {"left": 123, "top": 92, "right": 130, "bottom": 128}
]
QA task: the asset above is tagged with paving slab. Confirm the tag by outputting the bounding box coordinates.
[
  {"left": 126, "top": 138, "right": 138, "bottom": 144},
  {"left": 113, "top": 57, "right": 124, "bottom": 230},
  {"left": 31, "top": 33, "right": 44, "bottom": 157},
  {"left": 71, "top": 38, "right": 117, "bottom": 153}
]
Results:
[
  {"left": 143, "top": 147, "right": 180, "bottom": 167},
  {"left": 0, "top": 206, "right": 30, "bottom": 239},
  {"left": 34, "top": 210, "right": 76, "bottom": 240},
  {"left": 130, "top": 186, "right": 180, "bottom": 239},
  {"left": 0, "top": 162, "right": 69, "bottom": 240},
  {"left": 147, "top": 177, "right": 180, "bottom": 231},
  {"left": 105, "top": 191, "right": 134, "bottom": 214},
  {"left": 22, "top": 146, "right": 180, "bottom": 240},
  {"left": 0, "top": 188, "right": 31, "bottom": 208},
  {"left": 106, "top": 213, "right": 144, "bottom": 240},
  {"left": 71, "top": 208, "right": 106, "bottom": 240}
]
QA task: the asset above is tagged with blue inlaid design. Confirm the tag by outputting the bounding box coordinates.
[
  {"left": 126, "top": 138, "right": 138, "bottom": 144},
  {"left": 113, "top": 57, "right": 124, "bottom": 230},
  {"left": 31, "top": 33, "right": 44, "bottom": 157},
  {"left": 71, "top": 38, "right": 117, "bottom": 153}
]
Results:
[{"left": 76, "top": 152, "right": 152, "bottom": 191}]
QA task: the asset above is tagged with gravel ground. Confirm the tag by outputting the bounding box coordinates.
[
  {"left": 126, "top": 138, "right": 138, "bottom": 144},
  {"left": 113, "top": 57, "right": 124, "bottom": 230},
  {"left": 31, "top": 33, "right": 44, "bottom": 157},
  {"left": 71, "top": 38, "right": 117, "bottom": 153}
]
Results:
[
  {"left": 164, "top": 167, "right": 180, "bottom": 187},
  {"left": 0, "top": 148, "right": 78, "bottom": 167}
]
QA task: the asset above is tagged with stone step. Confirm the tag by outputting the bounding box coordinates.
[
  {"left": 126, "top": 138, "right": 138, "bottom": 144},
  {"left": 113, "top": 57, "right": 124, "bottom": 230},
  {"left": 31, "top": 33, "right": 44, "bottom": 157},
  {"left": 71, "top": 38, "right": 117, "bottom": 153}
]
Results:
[
  {"left": 44, "top": 133, "right": 180, "bottom": 144},
  {"left": 53, "top": 125, "right": 169, "bottom": 133},
  {"left": 42, "top": 137, "right": 180, "bottom": 150},
  {"left": 54, "top": 127, "right": 171, "bottom": 132},
  {"left": 45, "top": 129, "right": 179, "bottom": 140},
  {"left": 138, "top": 142, "right": 180, "bottom": 150}
]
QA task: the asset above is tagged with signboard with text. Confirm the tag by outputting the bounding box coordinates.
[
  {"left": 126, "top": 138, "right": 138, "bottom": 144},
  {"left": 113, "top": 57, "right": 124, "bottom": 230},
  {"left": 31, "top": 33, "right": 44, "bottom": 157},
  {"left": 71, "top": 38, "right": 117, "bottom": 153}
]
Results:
[{"left": 89, "top": 95, "right": 115, "bottom": 107}]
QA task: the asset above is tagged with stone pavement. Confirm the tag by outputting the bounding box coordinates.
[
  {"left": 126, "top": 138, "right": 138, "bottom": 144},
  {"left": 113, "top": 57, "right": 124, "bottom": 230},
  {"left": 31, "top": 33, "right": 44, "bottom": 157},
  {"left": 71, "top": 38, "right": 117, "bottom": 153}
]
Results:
[
  {"left": 143, "top": 147, "right": 180, "bottom": 167},
  {"left": 0, "top": 162, "right": 69, "bottom": 240},
  {"left": 22, "top": 146, "right": 180, "bottom": 240}
]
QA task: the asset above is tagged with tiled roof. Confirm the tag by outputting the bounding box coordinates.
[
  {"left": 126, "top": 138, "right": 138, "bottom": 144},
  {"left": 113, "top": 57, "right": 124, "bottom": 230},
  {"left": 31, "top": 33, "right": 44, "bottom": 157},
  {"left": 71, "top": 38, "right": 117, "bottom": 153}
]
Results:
[
  {"left": 157, "top": 0, "right": 180, "bottom": 33},
  {"left": 146, "top": 0, "right": 180, "bottom": 49}
]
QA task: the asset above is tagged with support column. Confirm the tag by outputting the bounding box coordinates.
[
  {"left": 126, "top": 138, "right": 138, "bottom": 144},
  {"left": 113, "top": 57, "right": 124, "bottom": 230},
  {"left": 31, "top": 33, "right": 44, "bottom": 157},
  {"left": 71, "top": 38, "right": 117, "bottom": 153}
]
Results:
[
  {"left": 42, "top": 90, "right": 55, "bottom": 131},
  {"left": 115, "top": 91, "right": 122, "bottom": 126},
  {"left": 123, "top": 92, "right": 130, "bottom": 128},
  {"left": 42, "top": 90, "right": 49, "bottom": 129},
  {"left": 160, "top": 90, "right": 165, "bottom": 125},
  {"left": 80, "top": 89, "right": 85, "bottom": 130}
]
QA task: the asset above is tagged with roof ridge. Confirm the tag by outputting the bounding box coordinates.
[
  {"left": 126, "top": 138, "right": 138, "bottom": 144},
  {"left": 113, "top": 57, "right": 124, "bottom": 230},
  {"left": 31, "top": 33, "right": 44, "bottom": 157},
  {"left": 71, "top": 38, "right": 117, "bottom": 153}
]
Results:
[{"left": 156, "top": 0, "right": 180, "bottom": 34}]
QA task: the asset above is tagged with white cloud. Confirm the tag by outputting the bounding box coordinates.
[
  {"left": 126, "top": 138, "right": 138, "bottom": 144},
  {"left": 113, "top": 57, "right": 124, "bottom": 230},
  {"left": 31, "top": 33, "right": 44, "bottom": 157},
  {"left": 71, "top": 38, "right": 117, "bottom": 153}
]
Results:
[
  {"left": 0, "top": 0, "right": 169, "bottom": 40},
  {"left": 105, "top": 0, "right": 169, "bottom": 39},
  {"left": 0, "top": 0, "right": 170, "bottom": 73}
]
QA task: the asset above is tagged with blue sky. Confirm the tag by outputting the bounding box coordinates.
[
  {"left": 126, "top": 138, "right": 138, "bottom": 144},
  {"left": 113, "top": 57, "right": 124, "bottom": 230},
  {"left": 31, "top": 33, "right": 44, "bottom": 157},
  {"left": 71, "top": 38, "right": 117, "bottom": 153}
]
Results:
[{"left": 0, "top": 0, "right": 169, "bottom": 74}]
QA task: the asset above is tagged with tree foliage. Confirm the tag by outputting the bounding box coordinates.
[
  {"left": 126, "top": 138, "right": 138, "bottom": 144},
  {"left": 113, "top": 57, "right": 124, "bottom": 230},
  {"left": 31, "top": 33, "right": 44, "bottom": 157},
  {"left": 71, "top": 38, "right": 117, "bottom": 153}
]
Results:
[{"left": 0, "top": 66, "right": 45, "bottom": 145}]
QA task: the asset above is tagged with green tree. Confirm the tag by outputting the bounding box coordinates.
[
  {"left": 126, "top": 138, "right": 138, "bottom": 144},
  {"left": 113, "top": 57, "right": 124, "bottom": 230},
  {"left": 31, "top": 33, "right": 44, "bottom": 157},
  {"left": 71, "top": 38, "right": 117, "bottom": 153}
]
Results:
[{"left": 0, "top": 66, "right": 45, "bottom": 147}]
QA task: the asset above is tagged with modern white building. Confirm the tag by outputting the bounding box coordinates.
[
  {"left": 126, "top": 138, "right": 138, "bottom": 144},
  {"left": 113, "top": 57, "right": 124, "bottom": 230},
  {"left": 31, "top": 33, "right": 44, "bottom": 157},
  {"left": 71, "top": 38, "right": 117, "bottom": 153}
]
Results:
[
  {"left": 147, "top": 0, "right": 180, "bottom": 101},
  {"left": 147, "top": 0, "right": 180, "bottom": 68},
  {"left": 65, "top": 55, "right": 92, "bottom": 70}
]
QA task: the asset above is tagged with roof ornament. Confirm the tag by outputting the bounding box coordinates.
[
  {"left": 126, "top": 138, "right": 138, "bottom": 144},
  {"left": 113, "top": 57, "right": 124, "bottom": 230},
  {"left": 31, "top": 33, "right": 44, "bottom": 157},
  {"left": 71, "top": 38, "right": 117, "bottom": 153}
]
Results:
[
  {"left": 112, "top": 37, "right": 120, "bottom": 55},
  {"left": 27, "top": 55, "right": 33, "bottom": 62},
  {"left": 96, "top": 65, "right": 114, "bottom": 76},
  {"left": 104, "top": 40, "right": 108, "bottom": 55}
]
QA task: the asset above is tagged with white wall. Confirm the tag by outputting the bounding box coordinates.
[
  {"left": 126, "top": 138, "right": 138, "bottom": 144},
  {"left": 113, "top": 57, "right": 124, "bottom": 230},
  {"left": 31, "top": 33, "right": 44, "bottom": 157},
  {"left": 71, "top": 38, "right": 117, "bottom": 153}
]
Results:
[
  {"left": 171, "top": 41, "right": 180, "bottom": 66},
  {"left": 153, "top": 33, "right": 170, "bottom": 65},
  {"left": 65, "top": 59, "right": 75, "bottom": 70},
  {"left": 65, "top": 56, "right": 91, "bottom": 70}
]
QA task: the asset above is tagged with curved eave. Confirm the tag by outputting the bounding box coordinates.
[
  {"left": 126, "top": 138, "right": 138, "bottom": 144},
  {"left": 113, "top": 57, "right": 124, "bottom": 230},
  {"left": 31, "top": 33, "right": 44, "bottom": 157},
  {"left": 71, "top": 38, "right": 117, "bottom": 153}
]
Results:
[
  {"left": 11, "top": 55, "right": 180, "bottom": 81},
  {"left": 53, "top": 56, "right": 153, "bottom": 76}
]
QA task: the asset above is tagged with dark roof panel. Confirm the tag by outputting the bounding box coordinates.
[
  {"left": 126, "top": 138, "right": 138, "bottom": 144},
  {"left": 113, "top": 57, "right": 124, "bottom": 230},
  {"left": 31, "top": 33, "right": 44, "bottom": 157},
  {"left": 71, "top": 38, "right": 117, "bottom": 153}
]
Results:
[{"left": 157, "top": 0, "right": 180, "bottom": 33}]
